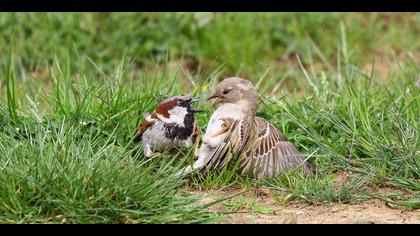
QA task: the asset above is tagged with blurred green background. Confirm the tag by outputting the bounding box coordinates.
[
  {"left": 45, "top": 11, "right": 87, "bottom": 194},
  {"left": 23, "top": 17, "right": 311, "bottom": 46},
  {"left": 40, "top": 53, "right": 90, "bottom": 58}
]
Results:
[{"left": 0, "top": 13, "right": 418, "bottom": 88}]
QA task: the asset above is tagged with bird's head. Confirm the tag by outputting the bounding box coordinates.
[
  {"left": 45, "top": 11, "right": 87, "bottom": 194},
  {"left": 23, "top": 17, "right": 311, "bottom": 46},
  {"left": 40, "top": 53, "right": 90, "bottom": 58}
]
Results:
[
  {"left": 155, "top": 96, "right": 202, "bottom": 124},
  {"left": 207, "top": 77, "right": 258, "bottom": 112}
]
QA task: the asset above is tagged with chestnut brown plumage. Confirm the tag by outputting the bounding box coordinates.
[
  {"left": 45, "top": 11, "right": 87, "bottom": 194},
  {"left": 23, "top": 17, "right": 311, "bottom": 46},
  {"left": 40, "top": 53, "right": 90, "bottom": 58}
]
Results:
[{"left": 134, "top": 96, "right": 202, "bottom": 158}]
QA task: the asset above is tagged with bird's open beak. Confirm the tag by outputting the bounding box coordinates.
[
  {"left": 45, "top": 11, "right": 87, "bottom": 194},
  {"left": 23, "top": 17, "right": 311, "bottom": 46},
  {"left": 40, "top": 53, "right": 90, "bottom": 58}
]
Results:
[
  {"left": 188, "top": 97, "right": 203, "bottom": 113},
  {"left": 207, "top": 93, "right": 224, "bottom": 105},
  {"left": 207, "top": 93, "right": 218, "bottom": 100},
  {"left": 189, "top": 107, "right": 203, "bottom": 113},
  {"left": 188, "top": 97, "right": 201, "bottom": 104}
]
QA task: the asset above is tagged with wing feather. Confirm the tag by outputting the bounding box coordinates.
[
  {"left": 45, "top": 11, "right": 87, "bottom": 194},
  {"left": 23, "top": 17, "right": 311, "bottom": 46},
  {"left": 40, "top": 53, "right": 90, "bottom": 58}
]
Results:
[
  {"left": 196, "top": 115, "right": 314, "bottom": 178},
  {"left": 240, "top": 117, "right": 313, "bottom": 179},
  {"left": 133, "top": 115, "right": 157, "bottom": 142},
  {"left": 200, "top": 114, "right": 254, "bottom": 174}
]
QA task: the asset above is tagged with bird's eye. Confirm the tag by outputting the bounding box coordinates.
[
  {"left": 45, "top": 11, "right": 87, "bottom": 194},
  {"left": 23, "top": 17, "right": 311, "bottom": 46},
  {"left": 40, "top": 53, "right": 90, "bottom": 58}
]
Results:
[{"left": 223, "top": 89, "right": 229, "bottom": 95}]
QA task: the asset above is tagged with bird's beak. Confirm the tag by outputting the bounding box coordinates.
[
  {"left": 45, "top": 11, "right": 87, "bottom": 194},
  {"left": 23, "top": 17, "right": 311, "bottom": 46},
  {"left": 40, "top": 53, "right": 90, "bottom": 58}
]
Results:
[
  {"left": 207, "top": 93, "right": 224, "bottom": 105},
  {"left": 188, "top": 97, "right": 201, "bottom": 105},
  {"left": 189, "top": 107, "right": 203, "bottom": 113},
  {"left": 189, "top": 97, "right": 203, "bottom": 113},
  {"left": 207, "top": 93, "right": 218, "bottom": 101}
]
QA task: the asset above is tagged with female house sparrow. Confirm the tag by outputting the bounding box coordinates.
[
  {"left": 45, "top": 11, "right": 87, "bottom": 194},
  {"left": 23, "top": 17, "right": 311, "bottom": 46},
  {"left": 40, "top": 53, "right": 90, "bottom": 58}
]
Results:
[
  {"left": 177, "top": 77, "right": 314, "bottom": 179},
  {"left": 134, "top": 96, "right": 202, "bottom": 158}
]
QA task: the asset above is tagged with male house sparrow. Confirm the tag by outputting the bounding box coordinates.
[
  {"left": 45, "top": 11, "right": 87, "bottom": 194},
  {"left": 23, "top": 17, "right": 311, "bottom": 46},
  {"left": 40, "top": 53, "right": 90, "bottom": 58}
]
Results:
[
  {"left": 134, "top": 96, "right": 202, "bottom": 158},
  {"left": 177, "top": 77, "right": 314, "bottom": 179}
]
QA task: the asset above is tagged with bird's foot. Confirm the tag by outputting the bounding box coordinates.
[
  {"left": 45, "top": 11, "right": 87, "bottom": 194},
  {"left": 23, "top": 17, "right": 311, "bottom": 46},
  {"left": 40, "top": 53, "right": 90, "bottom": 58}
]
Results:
[
  {"left": 174, "top": 166, "right": 191, "bottom": 178},
  {"left": 146, "top": 152, "right": 162, "bottom": 159},
  {"left": 210, "top": 118, "right": 234, "bottom": 137}
]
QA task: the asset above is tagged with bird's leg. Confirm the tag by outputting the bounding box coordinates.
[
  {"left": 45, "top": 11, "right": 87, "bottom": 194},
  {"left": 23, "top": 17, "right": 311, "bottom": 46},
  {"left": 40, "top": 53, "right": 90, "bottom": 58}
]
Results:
[
  {"left": 144, "top": 144, "right": 161, "bottom": 158},
  {"left": 174, "top": 157, "right": 207, "bottom": 177},
  {"left": 210, "top": 118, "right": 234, "bottom": 138},
  {"left": 174, "top": 145, "right": 213, "bottom": 177},
  {"left": 193, "top": 123, "right": 201, "bottom": 157},
  {"left": 144, "top": 144, "right": 153, "bottom": 157},
  {"left": 194, "top": 140, "right": 200, "bottom": 157},
  {"left": 148, "top": 152, "right": 162, "bottom": 159}
]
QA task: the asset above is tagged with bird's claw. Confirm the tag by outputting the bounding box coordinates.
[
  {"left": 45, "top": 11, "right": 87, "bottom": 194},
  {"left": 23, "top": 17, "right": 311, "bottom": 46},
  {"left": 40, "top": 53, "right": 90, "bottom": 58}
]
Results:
[
  {"left": 147, "top": 152, "right": 162, "bottom": 159},
  {"left": 211, "top": 118, "right": 234, "bottom": 137}
]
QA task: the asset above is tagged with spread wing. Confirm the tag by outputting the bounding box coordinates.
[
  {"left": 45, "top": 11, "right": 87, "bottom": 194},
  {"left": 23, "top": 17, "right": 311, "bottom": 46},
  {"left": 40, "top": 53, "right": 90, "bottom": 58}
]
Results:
[
  {"left": 239, "top": 117, "right": 314, "bottom": 179},
  {"left": 200, "top": 114, "right": 254, "bottom": 173}
]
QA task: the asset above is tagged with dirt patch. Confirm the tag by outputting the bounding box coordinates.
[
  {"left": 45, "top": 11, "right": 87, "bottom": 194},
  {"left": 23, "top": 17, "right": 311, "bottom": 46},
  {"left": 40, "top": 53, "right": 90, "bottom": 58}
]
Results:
[
  {"left": 361, "top": 51, "right": 419, "bottom": 83},
  {"left": 224, "top": 200, "right": 420, "bottom": 224},
  {"left": 187, "top": 188, "right": 420, "bottom": 224}
]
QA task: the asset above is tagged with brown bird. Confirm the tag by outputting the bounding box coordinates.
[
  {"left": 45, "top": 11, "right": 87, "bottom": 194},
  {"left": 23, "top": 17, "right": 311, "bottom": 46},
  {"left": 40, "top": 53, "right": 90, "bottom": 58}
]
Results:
[
  {"left": 134, "top": 96, "right": 202, "bottom": 158},
  {"left": 176, "top": 77, "right": 314, "bottom": 179}
]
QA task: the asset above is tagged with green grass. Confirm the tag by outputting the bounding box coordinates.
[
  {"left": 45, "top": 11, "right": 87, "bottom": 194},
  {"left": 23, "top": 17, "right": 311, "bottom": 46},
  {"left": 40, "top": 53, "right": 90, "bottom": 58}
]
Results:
[
  {"left": 0, "top": 13, "right": 419, "bottom": 223},
  {"left": 0, "top": 63, "right": 221, "bottom": 223}
]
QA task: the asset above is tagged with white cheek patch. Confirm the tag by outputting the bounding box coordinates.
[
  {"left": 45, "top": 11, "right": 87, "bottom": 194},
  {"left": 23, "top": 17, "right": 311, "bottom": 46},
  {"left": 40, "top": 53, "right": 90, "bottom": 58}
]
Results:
[{"left": 158, "top": 106, "right": 188, "bottom": 126}]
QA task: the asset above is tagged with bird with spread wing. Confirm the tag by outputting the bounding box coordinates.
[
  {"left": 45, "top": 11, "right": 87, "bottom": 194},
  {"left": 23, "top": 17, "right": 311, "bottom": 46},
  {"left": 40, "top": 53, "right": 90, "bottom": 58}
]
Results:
[{"left": 176, "top": 77, "right": 314, "bottom": 179}]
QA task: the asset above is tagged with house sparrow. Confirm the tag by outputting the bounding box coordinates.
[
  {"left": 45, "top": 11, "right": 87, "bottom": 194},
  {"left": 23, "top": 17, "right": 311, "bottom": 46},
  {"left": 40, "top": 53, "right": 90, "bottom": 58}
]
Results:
[
  {"left": 177, "top": 77, "right": 314, "bottom": 179},
  {"left": 134, "top": 96, "right": 202, "bottom": 158}
]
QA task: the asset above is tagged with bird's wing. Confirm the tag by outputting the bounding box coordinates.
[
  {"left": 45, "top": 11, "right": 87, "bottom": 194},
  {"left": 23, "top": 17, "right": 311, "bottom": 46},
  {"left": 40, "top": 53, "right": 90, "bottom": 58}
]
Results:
[
  {"left": 202, "top": 114, "right": 254, "bottom": 172},
  {"left": 239, "top": 117, "right": 314, "bottom": 179},
  {"left": 133, "top": 113, "right": 158, "bottom": 142}
]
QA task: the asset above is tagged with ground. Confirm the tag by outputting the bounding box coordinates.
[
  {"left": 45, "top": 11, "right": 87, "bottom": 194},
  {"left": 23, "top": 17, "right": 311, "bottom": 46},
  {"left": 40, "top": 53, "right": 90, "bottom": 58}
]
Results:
[{"left": 190, "top": 189, "right": 420, "bottom": 224}]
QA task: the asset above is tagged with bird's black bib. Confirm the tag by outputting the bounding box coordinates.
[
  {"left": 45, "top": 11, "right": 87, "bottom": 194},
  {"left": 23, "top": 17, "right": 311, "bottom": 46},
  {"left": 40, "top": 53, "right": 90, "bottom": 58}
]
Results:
[{"left": 163, "top": 113, "right": 194, "bottom": 141}]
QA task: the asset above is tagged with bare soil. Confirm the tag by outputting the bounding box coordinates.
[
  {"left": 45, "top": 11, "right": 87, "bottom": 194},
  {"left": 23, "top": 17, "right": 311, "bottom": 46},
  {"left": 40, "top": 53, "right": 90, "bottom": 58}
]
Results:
[{"left": 188, "top": 188, "right": 420, "bottom": 224}]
